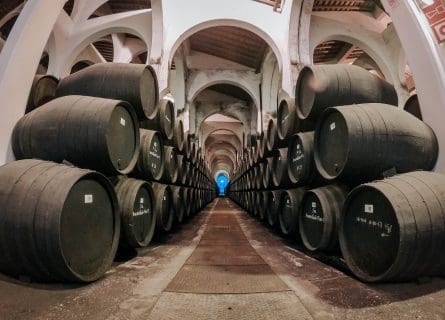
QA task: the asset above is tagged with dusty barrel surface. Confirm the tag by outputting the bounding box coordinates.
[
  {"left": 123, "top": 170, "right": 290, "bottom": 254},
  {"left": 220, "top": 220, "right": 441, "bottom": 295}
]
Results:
[
  {"left": 0, "top": 159, "right": 120, "bottom": 282},
  {"left": 141, "top": 99, "right": 175, "bottom": 140},
  {"left": 288, "top": 132, "right": 324, "bottom": 186},
  {"left": 295, "top": 64, "right": 398, "bottom": 124},
  {"left": 177, "top": 154, "right": 187, "bottom": 185},
  {"left": 152, "top": 183, "right": 174, "bottom": 233},
  {"left": 172, "top": 119, "right": 185, "bottom": 152},
  {"left": 13, "top": 95, "right": 140, "bottom": 175},
  {"left": 266, "top": 190, "right": 281, "bottom": 228},
  {"left": 26, "top": 75, "right": 59, "bottom": 113},
  {"left": 277, "top": 98, "right": 308, "bottom": 140},
  {"left": 114, "top": 177, "right": 155, "bottom": 248},
  {"left": 134, "top": 129, "right": 164, "bottom": 181},
  {"left": 299, "top": 184, "right": 349, "bottom": 252},
  {"left": 272, "top": 148, "right": 294, "bottom": 188},
  {"left": 404, "top": 94, "right": 422, "bottom": 120},
  {"left": 314, "top": 103, "right": 438, "bottom": 182},
  {"left": 278, "top": 188, "right": 307, "bottom": 237},
  {"left": 56, "top": 63, "right": 159, "bottom": 120},
  {"left": 160, "top": 146, "right": 179, "bottom": 184},
  {"left": 340, "top": 171, "right": 445, "bottom": 282},
  {"left": 266, "top": 119, "right": 285, "bottom": 153},
  {"left": 171, "top": 186, "right": 185, "bottom": 224}
]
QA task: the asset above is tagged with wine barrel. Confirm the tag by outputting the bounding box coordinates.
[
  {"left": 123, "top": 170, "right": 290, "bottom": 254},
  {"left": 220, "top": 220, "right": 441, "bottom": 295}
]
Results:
[
  {"left": 272, "top": 148, "right": 294, "bottom": 188},
  {"left": 340, "top": 171, "right": 445, "bottom": 282},
  {"left": 177, "top": 154, "right": 187, "bottom": 185},
  {"left": 152, "top": 183, "right": 174, "bottom": 233},
  {"left": 26, "top": 75, "right": 58, "bottom": 113},
  {"left": 140, "top": 99, "right": 175, "bottom": 140},
  {"left": 295, "top": 64, "right": 398, "bottom": 125},
  {"left": 160, "top": 146, "right": 179, "bottom": 184},
  {"left": 12, "top": 95, "right": 140, "bottom": 176},
  {"left": 183, "top": 187, "right": 192, "bottom": 218},
  {"left": 277, "top": 98, "right": 304, "bottom": 141},
  {"left": 133, "top": 129, "right": 164, "bottom": 181},
  {"left": 258, "top": 162, "right": 266, "bottom": 190},
  {"left": 172, "top": 119, "right": 185, "bottom": 152},
  {"left": 278, "top": 188, "right": 307, "bottom": 237},
  {"left": 404, "top": 94, "right": 422, "bottom": 120},
  {"left": 114, "top": 177, "right": 156, "bottom": 248},
  {"left": 288, "top": 132, "right": 324, "bottom": 186},
  {"left": 314, "top": 104, "right": 438, "bottom": 182},
  {"left": 56, "top": 63, "right": 159, "bottom": 120},
  {"left": 258, "top": 191, "right": 268, "bottom": 221},
  {"left": 263, "top": 156, "right": 274, "bottom": 189},
  {"left": 0, "top": 159, "right": 119, "bottom": 282},
  {"left": 171, "top": 186, "right": 185, "bottom": 224},
  {"left": 299, "top": 184, "right": 349, "bottom": 252},
  {"left": 254, "top": 191, "right": 265, "bottom": 220},
  {"left": 266, "top": 190, "right": 281, "bottom": 228},
  {"left": 266, "top": 119, "right": 286, "bottom": 153}
]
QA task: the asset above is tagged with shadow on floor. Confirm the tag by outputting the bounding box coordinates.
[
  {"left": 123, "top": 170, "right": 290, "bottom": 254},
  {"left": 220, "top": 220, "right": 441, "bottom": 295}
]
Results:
[{"left": 235, "top": 203, "right": 445, "bottom": 309}]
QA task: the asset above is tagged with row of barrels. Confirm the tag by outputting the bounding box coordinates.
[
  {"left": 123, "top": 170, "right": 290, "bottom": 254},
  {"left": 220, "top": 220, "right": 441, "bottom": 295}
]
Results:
[
  {"left": 229, "top": 64, "right": 442, "bottom": 283},
  {"left": 230, "top": 170, "right": 445, "bottom": 283},
  {"left": 0, "top": 63, "right": 216, "bottom": 283},
  {"left": 0, "top": 159, "right": 215, "bottom": 283}
]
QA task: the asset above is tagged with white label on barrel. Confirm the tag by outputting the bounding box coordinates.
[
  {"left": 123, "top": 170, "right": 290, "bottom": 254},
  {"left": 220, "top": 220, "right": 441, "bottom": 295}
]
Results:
[
  {"left": 140, "top": 198, "right": 144, "bottom": 204},
  {"left": 312, "top": 202, "right": 316, "bottom": 208},
  {"left": 297, "top": 144, "right": 300, "bottom": 149},
  {"left": 163, "top": 196, "right": 166, "bottom": 201},
  {"left": 85, "top": 194, "right": 93, "bottom": 204},
  {"left": 330, "top": 122, "right": 336, "bottom": 131},
  {"left": 365, "top": 204, "right": 374, "bottom": 213},
  {"left": 120, "top": 118, "right": 126, "bottom": 126}
]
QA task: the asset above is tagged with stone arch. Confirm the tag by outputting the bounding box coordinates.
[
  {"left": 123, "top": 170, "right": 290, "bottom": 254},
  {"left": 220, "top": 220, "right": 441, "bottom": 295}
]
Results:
[{"left": 167, "top": 19, "right": 283, "bottom": 71}]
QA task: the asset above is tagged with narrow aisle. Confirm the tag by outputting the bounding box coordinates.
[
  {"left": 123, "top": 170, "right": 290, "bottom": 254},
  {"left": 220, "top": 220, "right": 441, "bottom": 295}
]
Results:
[{"left": 148, "top": 198, "right": 313, "bottom": 320}]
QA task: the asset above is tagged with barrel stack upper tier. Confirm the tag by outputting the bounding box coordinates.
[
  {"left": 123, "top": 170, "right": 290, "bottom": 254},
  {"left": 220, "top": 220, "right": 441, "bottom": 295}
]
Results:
[
  {"left": 314, "top": 103, "right": 438, "bottom": 183},
  {"left": 12, "top": 95, "right": 140, "bottom": 176},
  {"left": 56, "top": 63, "right": 159, "bottom": 121},
  {"left": 295, "top": 64, "right": 398, "bottom": 128}
]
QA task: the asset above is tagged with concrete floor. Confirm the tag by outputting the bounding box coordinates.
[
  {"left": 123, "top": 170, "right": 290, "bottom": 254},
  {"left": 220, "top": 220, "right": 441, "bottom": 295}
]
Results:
[{"left": 1, "top": 198, "right": 445, "bottom": 320}]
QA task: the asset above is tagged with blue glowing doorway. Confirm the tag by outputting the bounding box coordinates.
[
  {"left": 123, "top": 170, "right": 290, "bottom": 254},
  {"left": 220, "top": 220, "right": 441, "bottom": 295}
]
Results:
[{"left": 216, "top": 173, "right": 229, "bottom": 196}]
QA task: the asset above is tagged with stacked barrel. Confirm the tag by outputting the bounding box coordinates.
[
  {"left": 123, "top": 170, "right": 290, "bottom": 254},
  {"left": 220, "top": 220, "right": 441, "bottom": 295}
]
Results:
[
  {"left": 0, "top": 63, "right": 215, "bottom": 283},
  {"left": 229, "top": 64, "right": 445, "bottom": 283}
]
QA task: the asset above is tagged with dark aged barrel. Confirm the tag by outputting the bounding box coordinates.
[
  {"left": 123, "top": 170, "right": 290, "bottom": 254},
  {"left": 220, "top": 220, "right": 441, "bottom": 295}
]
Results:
[
  {"left": 277, "top": 98, "right": 301, "bottom": 140},
  {"left": 340, "top": 171, "right": 445, "bottom": 282},
  {"left": 278, "top": 188, "right": 307, "bottom": 237},
  {"left": 258, "top": 162, "right": 267, "bottom": 189},
  {"left": 295, "top": 64, "right": 398, "bottom": 124},
  {"left": 26, "top": 75, "right": 59, "bottom": 113},
  {"left": 266, "top": 119, "right": 285, "bottom": 152},
  {"left": 140, "top": 99, "right": 175, "bottom": 140},
  {"left": 266, "top": 190, "right": 281, "bottom": 228},
  {"left": 160, "top": 146, "right": 179, "bottom": 184},
  {"left": 114, "top": 177, "right": 155, "bottom": 248},
  {"left": 177, "top": 154, "right": 187, "bottom": 185},
  {"left": 0, "top": 160, "right": 119, "bottom": 282},
  {"left": 133, "top": 129, "right": 164, "bottom": 181},
  {"left": 404, "top": 94, "right": 422, "bottom": 120},
  {"left": 258, "top": 191, "right": 268, "bottom": 221},
  {"left": 172, "top": 119, "right": 185, "bottom": 152},
  {"left": 171, "top": 186, "right": 185, "bottom": 224},
  {"left": 254, "top": 191, "right": 265, "bottom": 220},
  {"left": 314, "top": 103, "right": 438, "bottom": 182},
  {"left": 56, "top": 63, "right": 159, "bottom": 120},
  {"left": 12, "top": 95, "right": 139, "bottom": 176},
  {"left": 262, "top": 158, "right": 273, "bottom": 189},
  {"left": 272, "top": 148, "right": 294, "bottom": 188},
  {"left": 152, "top": 183, "right": 174, "bottom": 233},
  {"left": 299, "top": 184, "right": 349, "bottom": 252},
  {"left": 183, "top": 187, "right": 192, "bottom": 218},
  {"left": 288, "top": 132, "right": 324, "bottom": 186}
]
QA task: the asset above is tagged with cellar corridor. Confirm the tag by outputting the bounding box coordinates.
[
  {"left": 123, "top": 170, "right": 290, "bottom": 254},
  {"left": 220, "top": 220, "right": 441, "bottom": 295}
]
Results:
[{"left": 1, "top": 198, "right": 445, "bottom": 320}]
